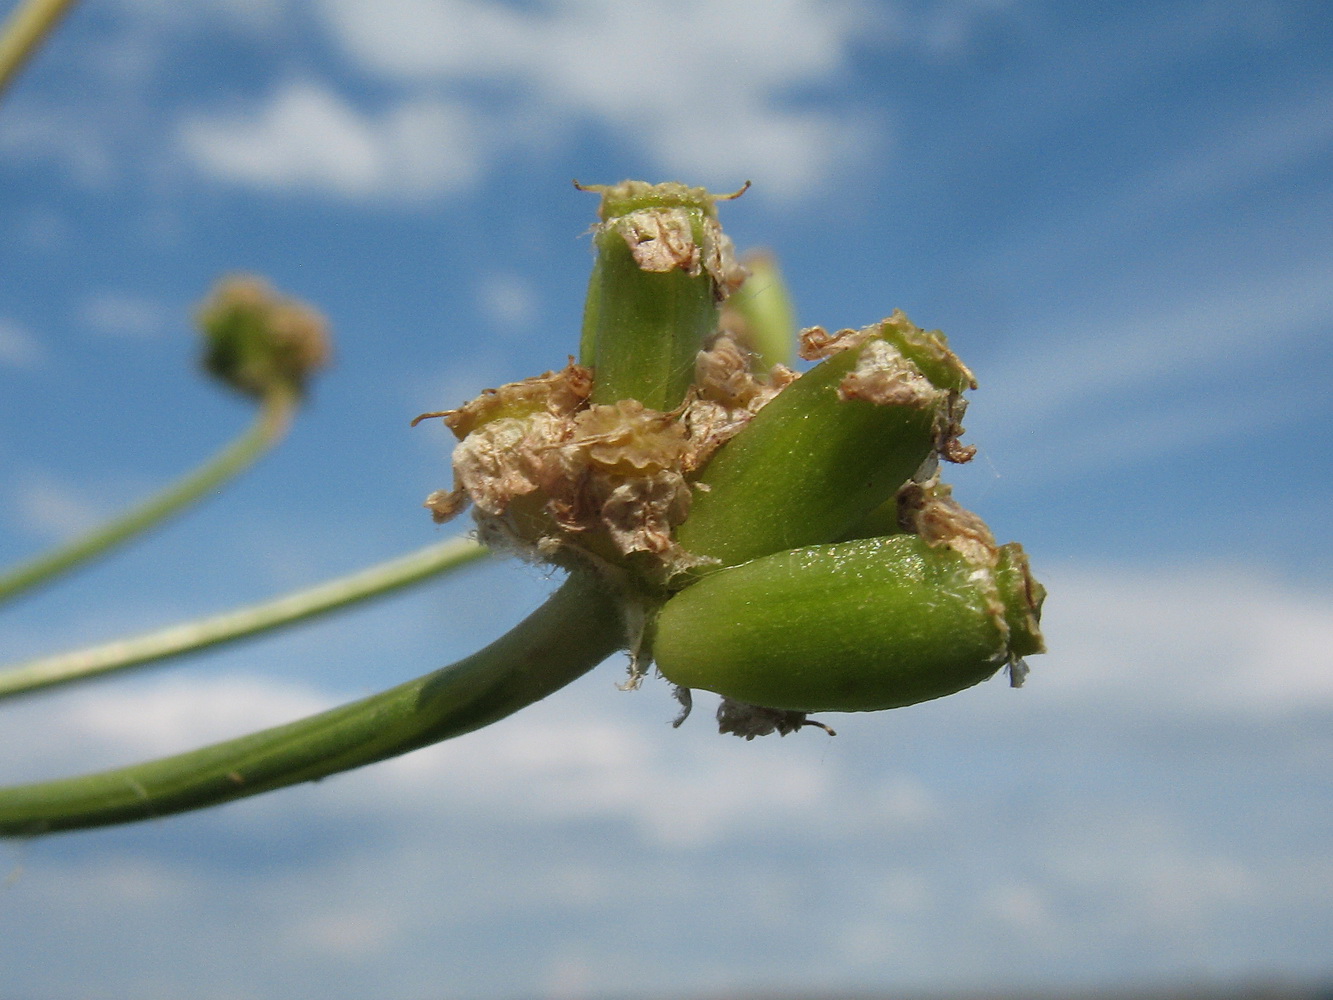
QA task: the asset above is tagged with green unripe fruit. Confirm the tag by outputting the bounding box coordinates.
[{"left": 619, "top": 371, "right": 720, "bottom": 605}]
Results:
[
  {"left": 653, "top": 535, "right": 1044, "bottom": 713},
  {"left": 674, "top": 314, "right": 975, "bottom": 570},
  {"left": 577, "top": 180, "right": 747, "bottom": 411}
]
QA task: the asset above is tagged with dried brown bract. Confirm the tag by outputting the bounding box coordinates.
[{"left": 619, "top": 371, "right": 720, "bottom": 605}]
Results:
[
  {"left": 589, "top": 179, "right": 748, "bottom": 300},
  {"left": 715, "top": 698, "right": 834, "bottom": 740},
  {"left": 838, "top": 337, "right": 941, "bottom": 408},
  {"left": 421, "top": 332, "right": 798, "bottom": 580},
  {"left": 896, "top": 476, "right": 999, "bottom": 568},
  {"left": 412, "top": 360, "right": 592, "bottom": 437},
  {"left": 680, "top": 334, "right": 794, "bottom": 473}
]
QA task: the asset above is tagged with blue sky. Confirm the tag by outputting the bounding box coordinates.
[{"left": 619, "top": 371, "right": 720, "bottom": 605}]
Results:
[{"left": 1, "top": 1, "right": 1331, "bottom": 997}]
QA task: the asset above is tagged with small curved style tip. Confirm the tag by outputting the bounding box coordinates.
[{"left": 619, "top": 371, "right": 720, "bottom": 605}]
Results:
[
  {"left": 716, "top": 180, "right": 752, "bottom": 201},
  {"left": 801, "top": 718, "right": 837, "bottom": 737}
]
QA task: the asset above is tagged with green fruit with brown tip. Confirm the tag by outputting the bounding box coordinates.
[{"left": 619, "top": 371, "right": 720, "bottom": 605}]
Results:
[
  {"left": 653, "top": 535, "right": 1044, "bottom": 713},
  {"left": 674, "top": 314, "right": 975, "bottom": 570}
]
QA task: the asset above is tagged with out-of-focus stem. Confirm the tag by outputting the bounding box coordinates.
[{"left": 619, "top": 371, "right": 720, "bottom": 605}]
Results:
[
  {"left": 0, "top": 536, "right": 488, "bottom": 702},
  {"left": 0, "top": 571, "right": 624, "bottom": 836},
  {"left": 0, "top": 0, "right": 79, "bottom": 99},
  {"left": 722, "top": 252, "right": 796, "bottom": 370},
  {"left": 0, "top": 388, "right": 297, "bottom": 608}
]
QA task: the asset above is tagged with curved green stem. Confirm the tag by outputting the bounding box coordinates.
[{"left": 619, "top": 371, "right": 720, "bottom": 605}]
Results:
[
  {"left": 0, "top": 536, "right": 489, "bottom": 702},
  {"left": 0, "top": 388, "right": 297, "bottom": 608},
  {"left": 0, "top": 0, "right": 79, "bottom": 99},
  {"left": 0, "top": 571, "right": 624, "bottom": 837}
]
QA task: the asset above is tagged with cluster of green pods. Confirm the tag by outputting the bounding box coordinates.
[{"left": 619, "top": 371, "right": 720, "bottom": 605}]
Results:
[
  {"left": 569, "top": 181, "right": 1045, "bottom": 723},
  {"left": 484, "top": 180, "right": 1048, "bottom": 726}
]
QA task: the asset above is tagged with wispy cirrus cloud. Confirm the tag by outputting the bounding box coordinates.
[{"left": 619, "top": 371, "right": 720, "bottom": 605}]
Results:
[{"left": 964, "top": 252, "right": 1333, "bottom": 479}]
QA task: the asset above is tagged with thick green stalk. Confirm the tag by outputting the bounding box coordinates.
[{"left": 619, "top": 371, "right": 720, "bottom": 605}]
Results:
[
  {"left": 0, "top": 572, "right": 623, "bottom": 836},
  {"left": 0, "top": 0, "right": 78, "bottom": 99},
  {"left": 0, "top": 536, "right": 488, "bottom": 702},
  {"left": 582, "top": 233, "right": 716, "bottom": 409},
  {"left": 0, "top": 387, "right": 297, "bottom": 607}
]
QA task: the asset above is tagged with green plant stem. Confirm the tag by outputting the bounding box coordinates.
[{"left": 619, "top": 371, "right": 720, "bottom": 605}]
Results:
[
  {"left": 0, "top": 571, "right": 624, "bottom": 836},
  {"left": 0, "top": 388, "right": 297, "bottom": 608},
  {"left": 0, "top": 0, "right": 79, "bottom": 99},
  {"left": 0, "top": 536, "right": 489, "bottom": 702}
]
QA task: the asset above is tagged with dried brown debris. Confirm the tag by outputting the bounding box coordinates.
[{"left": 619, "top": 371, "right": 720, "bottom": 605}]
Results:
[{"left": 419, "top": 347, "right": 788, "bottom": 576}]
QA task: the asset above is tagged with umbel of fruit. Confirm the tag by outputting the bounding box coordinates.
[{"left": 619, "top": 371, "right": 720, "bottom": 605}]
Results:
[{"left": 421, "top": 180, "right": 1045, "bottom": 737}]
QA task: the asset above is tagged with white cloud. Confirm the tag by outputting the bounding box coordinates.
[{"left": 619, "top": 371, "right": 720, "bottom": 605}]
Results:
[
  {"left": 316, "top": 0, "right": 880, "bottom": 196},
  {"left": 0, "top": 318, "right": 45, "bottom": 369},
  {"left": 979, "top": 880, "right": 1056, "bottom": 934},
  {"left": 17, "top": 0, "right": 977, "bottom": 200},
  {"left": 319, "top": 709, "right": 848, "bottom": 848},
  {"left": 9, "top": 474, "right": 109, "bottom": 542},
  {"left": 0, "top": 105, "right": 116, "bottom": 185},
  {"left": 1034, "top": 565, "right": 1333, "bottom": 717},
  {"left": 0, "top": 673, "right": 333, "bottom": 783},
  {"left": 291, "top": 905, "right": 399, "bottom": 957},
  {"left": 180, "top": 81, "right": 480, "bottom": 199},
  {"left": 79, "top": 293, "right": 170, "bottom": 340},
  {"left": 476, "top": 273, "right": 539, "bottom": 332},
  {"left": 63, "top": 674, "right": 334, "bottom": 760}
]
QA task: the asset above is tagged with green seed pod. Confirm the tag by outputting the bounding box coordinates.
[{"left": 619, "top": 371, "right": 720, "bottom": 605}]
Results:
[
  {"left": 653, "top": 534, "right": 1045, "bottom": 713},
  {"left": 197, "top": 275, "right": 330, "bottom": 399},
  {"left": 720, "top": 250, "right": 797, "bottom": 371},
  {"left": 673, "top": 313, "right": 975, "bottom": 569},
  {"left": 577, "top": 180, "right": 747, "bottom": 410}
]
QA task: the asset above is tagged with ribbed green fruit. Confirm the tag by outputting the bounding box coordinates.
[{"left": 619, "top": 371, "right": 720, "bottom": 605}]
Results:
[
  {"left": 654, "top": 535, "right": 1045, "bottom": 713},
  {"left": 578, "top": 180, "right": 739, "bottom": 410},
  {"left": 674, "top": 316, "right": 974, "bottom": 569}
]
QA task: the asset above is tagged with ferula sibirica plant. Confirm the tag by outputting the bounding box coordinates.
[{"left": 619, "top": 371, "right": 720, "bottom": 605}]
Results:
[
  {"left": 419, "top": 179, "right": 1044, "bottom": 737},
  {"left": 0, "top": 178, "right": 1044, "bottom": 836}
]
